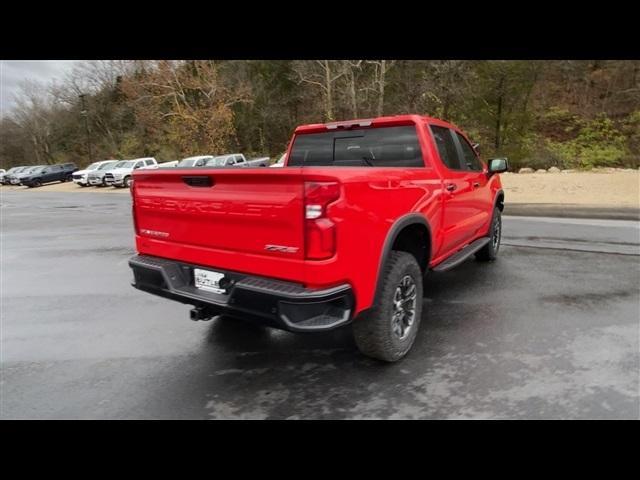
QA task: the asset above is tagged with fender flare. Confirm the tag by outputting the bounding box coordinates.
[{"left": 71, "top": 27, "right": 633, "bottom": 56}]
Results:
[
  {"left": 373, "top": 213, "right": 432, "bottom": 303},
  {"left": 494, "top": 189, "right": 505, "bottom": 211}
]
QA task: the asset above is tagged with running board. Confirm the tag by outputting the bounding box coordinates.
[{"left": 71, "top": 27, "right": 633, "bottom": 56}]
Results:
[{"left": 432, "top": 237, "right": 490, "bottom": 272}]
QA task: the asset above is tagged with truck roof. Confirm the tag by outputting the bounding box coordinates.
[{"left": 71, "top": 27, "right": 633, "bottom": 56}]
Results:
[{"left": 294, "top": 114, "right": 458, "bottom": 134}]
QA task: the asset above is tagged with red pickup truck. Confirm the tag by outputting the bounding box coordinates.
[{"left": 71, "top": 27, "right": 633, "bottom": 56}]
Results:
[{"left": 128, "top": 114, "right": 508, "bottom": 362}]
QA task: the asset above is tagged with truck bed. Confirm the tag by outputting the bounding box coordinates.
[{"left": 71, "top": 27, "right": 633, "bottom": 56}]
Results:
[{"left": 131, "top": 166, "right": 443, "bottom": 313}]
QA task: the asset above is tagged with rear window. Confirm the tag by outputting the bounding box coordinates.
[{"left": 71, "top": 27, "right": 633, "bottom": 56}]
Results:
[{"left": 288, "top": 125, "right": 425, "bottom": 167}]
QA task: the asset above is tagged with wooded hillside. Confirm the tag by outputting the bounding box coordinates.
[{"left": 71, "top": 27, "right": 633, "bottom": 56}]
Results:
[{"left": 1, "top": 60, "right": 638, "bottom": 170}]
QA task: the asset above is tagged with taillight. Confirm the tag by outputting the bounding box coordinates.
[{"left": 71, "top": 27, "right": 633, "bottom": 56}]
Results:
[
  {"left": 131, "top": 182, "right": 138, "bottom": 234},
  {"left": 304, "top": 181, "right": 340, "bottom": 260}
]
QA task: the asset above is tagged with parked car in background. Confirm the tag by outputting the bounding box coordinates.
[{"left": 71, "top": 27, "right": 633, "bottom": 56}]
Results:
[
  {"left": 0, "top": 169, "right": 5, "bottom": 183},
  {"left": 140, "top": 160, "right": 179, "bottom": 169},
  {"left": 203, "top": 153, "right": 270, "bottom": 168},
  {"left": 270, "top": 154, "right": 286, "bottom": 167},
  {"left": 2, "top": 166, "right": 27, "bottom": 184},
  {"left": 72, "top": 160, "right": 118, "bottom": 187},
  {"left": 22, "top": 163, "right": 78, "bottom": 188},
  {"left": 87, "top": 160, "right": 119, "bottom": 186},
  {"left": 176, "top": 156, "right": 214, "bottom": 167},
  {"left": 104, "top": 158, "right": 157, "bottom": 188},
  {"left": 10, "top": 166, "right": 44, "bottom": 185}
]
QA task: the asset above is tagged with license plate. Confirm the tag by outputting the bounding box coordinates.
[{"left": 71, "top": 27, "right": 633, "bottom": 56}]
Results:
[{"left": 194, "top": 268, "right": 226, "bottom": 294}]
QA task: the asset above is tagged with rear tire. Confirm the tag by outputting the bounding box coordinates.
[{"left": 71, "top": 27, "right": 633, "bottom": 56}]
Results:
[
  {"left": 352, "top": 251, "right": 423, "bottom": 362},
  {"left": 475, "top": 207, "right": 501, "bottom": 261}
]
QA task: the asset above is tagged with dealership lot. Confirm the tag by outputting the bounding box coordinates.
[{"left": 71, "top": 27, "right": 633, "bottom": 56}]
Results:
[{"left": 1, "top": 191, "right": 638, "bottom": 419}]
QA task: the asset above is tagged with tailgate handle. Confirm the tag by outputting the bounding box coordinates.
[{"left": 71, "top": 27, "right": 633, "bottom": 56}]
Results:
[{"left": 182, "top": 176, "right": 213, "bottom": 187}]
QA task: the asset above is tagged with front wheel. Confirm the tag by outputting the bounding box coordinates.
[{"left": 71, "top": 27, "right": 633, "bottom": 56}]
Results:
[
  {"left": 475, "top": 207, "right": 502, "bottom": 261},
  {"left": 352, "top": 251, "right": 423, "bottom": 362},
  {"left": 123, "top": 176, "right": 132, "bottom": 188}
]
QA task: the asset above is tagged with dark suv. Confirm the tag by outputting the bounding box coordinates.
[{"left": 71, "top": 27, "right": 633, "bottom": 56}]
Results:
[{"left": 21, "top": 163, "right": 78, "bottom": 188}]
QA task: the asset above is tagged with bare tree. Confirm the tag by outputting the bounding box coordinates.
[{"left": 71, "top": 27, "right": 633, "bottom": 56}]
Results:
[
  {"left": 362, "top": 60, "right": 395, "bottom": 116},
  {"left": 293, "top": 60, "right": 347, "bottom": 121},
  {"left": 343, "top": 60, "right": 363, "bottom": 117},
  {"left": 11, "top": 80, "right": 56, "bottom": 164}
]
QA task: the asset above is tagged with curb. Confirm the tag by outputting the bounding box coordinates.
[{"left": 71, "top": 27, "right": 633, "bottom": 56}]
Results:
[{"left": 504, "top": 203, "right": 640, "bottom": 221}]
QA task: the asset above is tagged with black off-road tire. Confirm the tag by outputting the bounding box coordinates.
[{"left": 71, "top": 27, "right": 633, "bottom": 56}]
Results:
[
  {"left": 352, "top": 251, "right": 423, "bottom": 362},
  {"left": 475, "top": 207, "right": 502, "bottom": 261}
]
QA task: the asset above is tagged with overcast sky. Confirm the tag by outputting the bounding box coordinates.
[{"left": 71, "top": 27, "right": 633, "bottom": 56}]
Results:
[{"left": 0, "top": 60, "right": 78, "bottom": 116}]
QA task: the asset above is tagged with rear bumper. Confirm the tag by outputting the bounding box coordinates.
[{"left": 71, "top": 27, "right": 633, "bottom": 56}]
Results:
[{"left": 128, "top": 254, "right": 354, "bottom": 332}]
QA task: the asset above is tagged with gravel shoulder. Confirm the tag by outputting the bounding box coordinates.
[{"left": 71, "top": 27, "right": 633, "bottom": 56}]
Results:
[{"left": 501, "top": 170, "right": 639, "bottom": 208}]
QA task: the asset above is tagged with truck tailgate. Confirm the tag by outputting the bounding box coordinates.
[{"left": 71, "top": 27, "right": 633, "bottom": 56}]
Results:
[{"left": 132, "top": 168, "right": 305, "bottom": 262}]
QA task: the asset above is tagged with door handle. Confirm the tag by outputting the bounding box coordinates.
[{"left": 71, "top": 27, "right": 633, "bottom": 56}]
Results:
[
  {"left": 445, "top": 183, "right": 457, "bottom": 192},
  {"left": 473, "top": 182, "right": 480, "bottom": 188}
]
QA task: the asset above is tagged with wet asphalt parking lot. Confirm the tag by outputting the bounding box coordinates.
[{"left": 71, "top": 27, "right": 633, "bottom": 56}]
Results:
[{"left": 1, "top": 190, "right": 639, "bottom": 419}]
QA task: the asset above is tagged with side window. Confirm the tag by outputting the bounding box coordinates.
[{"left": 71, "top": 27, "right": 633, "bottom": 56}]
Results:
[
  {"left": 135, "top": 161, "right": 144, "bottom": 169},
  {"left": 455, "top": 133, "right": 483, "bottom": 171},
  {"left": 430, "top": 125, "right": 461, "bottom": 170},
  {"left": 235, "top": 155, "right": 245, "bottom": 163},
  {"left": 145, "top": 159, "right": 154, "bottom": 166}
]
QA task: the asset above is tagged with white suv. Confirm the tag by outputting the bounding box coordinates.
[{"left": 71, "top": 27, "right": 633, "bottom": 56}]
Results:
[
  {"left": 72, "top": 160, "right": 118, "bottom": 186},
  {"left": 104, "top": 158, "right": 157, "bottom": 188}
]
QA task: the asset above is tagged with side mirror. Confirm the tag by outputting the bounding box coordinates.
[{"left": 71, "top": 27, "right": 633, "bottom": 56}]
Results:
[{"left": 488, "top": 158, "right": 509, "bottom": 174}]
